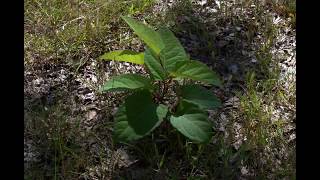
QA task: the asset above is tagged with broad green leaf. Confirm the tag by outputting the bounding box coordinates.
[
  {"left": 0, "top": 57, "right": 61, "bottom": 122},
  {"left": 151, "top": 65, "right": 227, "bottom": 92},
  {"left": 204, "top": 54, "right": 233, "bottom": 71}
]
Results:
[
  {"left": 158, "top": 28, "right": 189, "bottom": 72},
  {"left": 114, "top": 90, "right": 168, "bottom": 142},
  {"left": 170, "top": 111, "right": 212, "bottom": 143},
  {"left": 176, "top": 100, "right": 205, "bottom": 116},
  {"left": 121, "top": 16, "right": 164, "bottom": 55},
  {"left": 171, "top": 60, "right": 222, "bottom": 87},
  {"left": 99, "top": 50, "right": 144, "bottom": 65},
  {"left": 100, "top": 74, "right": 152, "bottom": 92},
  {"left": 181, "top": 85, "right": 221, "bottom": 109},
  {"left": 144, "top": 47, "right": 167, "bottom": 80}
]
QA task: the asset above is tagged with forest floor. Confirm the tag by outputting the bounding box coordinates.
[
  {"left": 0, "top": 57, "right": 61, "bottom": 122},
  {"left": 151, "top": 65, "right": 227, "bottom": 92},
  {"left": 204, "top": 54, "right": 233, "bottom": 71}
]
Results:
[{"left": 24, "top": 0, "right": 296, "bottom": 179}]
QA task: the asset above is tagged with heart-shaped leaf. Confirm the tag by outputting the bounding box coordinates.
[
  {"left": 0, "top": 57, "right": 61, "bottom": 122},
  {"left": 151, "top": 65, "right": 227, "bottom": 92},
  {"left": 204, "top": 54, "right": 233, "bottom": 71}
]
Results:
[
  {"left": 170, "top": 109, "right": 212, "bottom": 143},
  {"left": 181, "top": 84, "right": 221, "bottom": 109},
  {"left": 114, "top": 90, "right": 168, "bottom": 142},
  {"left": 175, "top": 100, "right": 205, "bottom": 116}
]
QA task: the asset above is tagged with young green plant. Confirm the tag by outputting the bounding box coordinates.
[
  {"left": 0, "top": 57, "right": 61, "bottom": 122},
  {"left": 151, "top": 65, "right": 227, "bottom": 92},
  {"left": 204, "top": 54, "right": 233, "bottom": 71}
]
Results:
[{"left": 99, "top": 16, "right": 222, "bottom": 143}]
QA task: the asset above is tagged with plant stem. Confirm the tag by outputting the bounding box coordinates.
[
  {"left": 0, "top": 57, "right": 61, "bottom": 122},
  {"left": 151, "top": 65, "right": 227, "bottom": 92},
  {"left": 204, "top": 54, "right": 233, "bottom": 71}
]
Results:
[
  {"left": 161, "top": 81, "right": 167, "bottom": 101},
  {"left": 160, "top": 78, "right": 172, "bottom": 103},
  {"left": 171, "top": 80, "right": 181, "bottom": 113}
]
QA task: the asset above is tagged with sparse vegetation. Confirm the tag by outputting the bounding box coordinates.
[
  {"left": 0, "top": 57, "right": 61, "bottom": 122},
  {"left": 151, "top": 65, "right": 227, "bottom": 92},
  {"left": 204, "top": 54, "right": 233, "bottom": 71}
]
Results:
[{"left": 25, "top": 0, "right": 296, "bottom": 179}]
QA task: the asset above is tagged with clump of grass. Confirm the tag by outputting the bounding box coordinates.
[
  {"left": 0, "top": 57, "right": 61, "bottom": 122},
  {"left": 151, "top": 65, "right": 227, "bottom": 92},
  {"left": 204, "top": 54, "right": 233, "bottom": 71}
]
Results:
[
  {"left": 238, "top": 71, "right": 295, "bottom": 178},
  {"left": 24, "top": 100, "right": 89, "bottom": 179},
  {"left": 24, "top": 0, "right": 156, "bottom": 70},
  {"left": 265, "top": 0, "right": 296, "bottom": 28},
  {"left": 127, "top": 0, "right": 155, "bottom": 15},
  {"left": 235, "top": 11, "right": 295, "bottom": 178}
]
